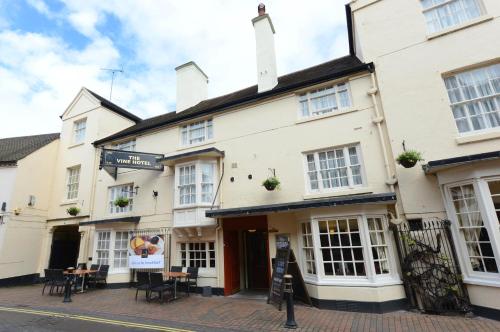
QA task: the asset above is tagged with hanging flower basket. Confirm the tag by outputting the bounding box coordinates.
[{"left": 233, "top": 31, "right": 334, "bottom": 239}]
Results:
[
  {"left": 66, "top": 207, "right": 80, "bottom": 216},
  {"left": 396, "top": 150, "right": 424, "bottom": 169},
  {"left": 263, "top": 176, "right": 280, "bottom": 191},
  {"left": 114, "top": 196, "right": 130, "bottom": 208}
]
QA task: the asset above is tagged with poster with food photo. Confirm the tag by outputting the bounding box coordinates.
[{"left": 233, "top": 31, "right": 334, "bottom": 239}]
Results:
[{"left": 128, "top": 234, "right": 165, "bottom": 268}]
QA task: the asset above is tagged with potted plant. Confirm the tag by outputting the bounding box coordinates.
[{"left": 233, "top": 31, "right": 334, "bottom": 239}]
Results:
[
  {"left": 114, "top": 196, "right": 130, "bottom": 208},
  {"left": 263, "top": 176, "right": 280, "bottom": 191},
  {"left": 66, "top": 206, "right": 80, "bottom": 216},
  {"left": 396, "top": 150, "right": 423, "bottom": 168}
]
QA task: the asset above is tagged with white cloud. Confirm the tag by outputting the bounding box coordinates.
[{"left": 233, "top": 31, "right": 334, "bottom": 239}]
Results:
[{"left": 0, "top": 0, "right": 350, "bottom": 138}]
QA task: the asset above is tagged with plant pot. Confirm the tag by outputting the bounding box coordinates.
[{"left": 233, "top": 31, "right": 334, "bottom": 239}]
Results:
[
  {"left": 66, "top": 208, "right": 80, "bottom": 216},
  {"left": 264, "top": 182, "right": 277, "bottom": 191},
  {"left": 399, "top": 159, "right": 417, "bottom": 168},
  {"left": 116, "top": 202, "right": 129, "bottom": 208}
]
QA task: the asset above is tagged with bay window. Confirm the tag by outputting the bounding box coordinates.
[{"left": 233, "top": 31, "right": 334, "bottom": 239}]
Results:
[
  {"left": 180, "top": 119, "right": 213, "bottom": 146},
  {"left": 421, "top": 0, "right": 484, "bottom": 34},
  {"left": 108, "top": 183, "right": 134, "bottom": 214},
  {"left": 94, "top": 230, "right": 131, "bottom": 272},
  {"left": 299, "top": 216, "right": 395, "bottom": 283},
  {"left": 179, "top": 242, "right": 216, "bottom": 268},
  {"left": 305, "top": 145, "right": 364, "bottom": 193},
  {"left": 175, "top": 161, "right": 216, "bottom": 207},
  {"left": 444, "top": 63, "right": 500, "bottom": 134},
  {"left": 299, "top": 83, "right": 351, "bottom": 118}
]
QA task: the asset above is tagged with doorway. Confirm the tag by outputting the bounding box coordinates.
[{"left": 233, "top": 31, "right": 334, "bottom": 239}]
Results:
[
  {"left": 223, "top": 216, "right": 270, "bottom": 296},
  {"left": 48, "top": 225, "right": 80, "bottom": 269}
]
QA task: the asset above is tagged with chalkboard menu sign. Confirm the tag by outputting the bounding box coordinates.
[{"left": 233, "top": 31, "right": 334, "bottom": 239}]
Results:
[
  {"left": 268, "top": 249, "right": 290, "bottom": 310},
  {"left": 275, "top": 234, "right": 290, "bottom": 250}
]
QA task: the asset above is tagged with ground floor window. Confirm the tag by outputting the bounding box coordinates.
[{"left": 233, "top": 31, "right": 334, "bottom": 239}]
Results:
[
  {"left": 94, "top": 230, "right": 130, "bottom": 271},
  {"left": 447, "top": 181, "right": 500, "bottom": 276},
  {"left": 299, "top": 215, "right": 395, "bottom": 282},
  {"left": 179, "top": 242, "right": 215, "bottom": 268}
]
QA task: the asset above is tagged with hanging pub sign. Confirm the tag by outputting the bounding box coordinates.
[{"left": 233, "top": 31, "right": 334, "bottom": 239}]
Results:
[{"left": 100, "top": 149, "right": 164, "bottom": 171}]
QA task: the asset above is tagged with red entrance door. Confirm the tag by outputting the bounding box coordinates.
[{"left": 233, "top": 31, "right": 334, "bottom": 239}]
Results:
[{"left": 223, "top": 230, "right": 240, "bottom": 295}]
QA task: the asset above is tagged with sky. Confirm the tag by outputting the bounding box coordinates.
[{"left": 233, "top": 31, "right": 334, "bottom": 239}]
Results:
[{"left": 0, "top": 0, "right": 349, "bottom": 138}]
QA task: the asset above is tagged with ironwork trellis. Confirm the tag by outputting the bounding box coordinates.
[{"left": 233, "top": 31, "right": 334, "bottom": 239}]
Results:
[{"left": 392, "top": 219, "right": 472, "bottom": 314}]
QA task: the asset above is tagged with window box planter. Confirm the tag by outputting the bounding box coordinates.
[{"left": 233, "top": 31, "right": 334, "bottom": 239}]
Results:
[
  {"left": 114, "top": 197, "right": 130, "bottom": 208},
  {"left": 263, "top": 176, "right": 280, "bottom": 191},
  {"left": 396, "top": 150, "right": 423, "bottom": 169},
  {"left": 66, "top": 207, "right": 80, "bottom": 216}
]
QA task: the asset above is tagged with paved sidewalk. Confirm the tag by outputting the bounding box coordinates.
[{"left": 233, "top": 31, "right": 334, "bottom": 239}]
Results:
[{"left": 0, "top": 285, "right": 499, "bottom": 332}]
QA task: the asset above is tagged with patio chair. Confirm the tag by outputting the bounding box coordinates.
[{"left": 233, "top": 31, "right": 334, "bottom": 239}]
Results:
[
  {"left": 179, "top": 267, "right": 198, "bottom": 296},
  {"left": 89, "top": 264, "right": 109, "bottom": 288},
  {"left": 170, "top": 266, "right": 183, "bottom": 272},
  {"left": 89, "top": 264, "right": 99, "bottom": 271},
  {"left": 135, "top": 272, "right": 150, "bottom": 301},
  {"left": 149, "top": 272, "right": 173, "bottom": 303},
  {"left": 49, "top": 269, "right": 66, "bottom": 295},
  {"left": 42, "top": 269, "right": 52, "bottom": 295}
]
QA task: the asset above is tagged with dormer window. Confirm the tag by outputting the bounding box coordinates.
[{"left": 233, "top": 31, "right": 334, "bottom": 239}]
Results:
[
  {"left": 180, "top": 119, "right": 213, "bottom": 146},
  {"left": 299, "top": 83, "right": 351, "bottom": 118},
  {"left": 73, "top": 118, "right": 86, "bottom": 144}
]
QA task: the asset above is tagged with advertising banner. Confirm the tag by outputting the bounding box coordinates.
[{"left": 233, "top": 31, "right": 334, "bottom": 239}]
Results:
[
  {"left": 129, "top": 234, "right": 165, "bottom": 269},
  {"left": 100, "top": 149, "right": 164, "bottom": 171}
]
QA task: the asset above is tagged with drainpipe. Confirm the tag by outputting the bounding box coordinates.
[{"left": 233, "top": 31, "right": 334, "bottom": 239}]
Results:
[
  {"left": 215, "top": 220, "right": 222, "bottom": 289},
  {"left": 367, "top": 67, "right": 401, "bottom": 220}
]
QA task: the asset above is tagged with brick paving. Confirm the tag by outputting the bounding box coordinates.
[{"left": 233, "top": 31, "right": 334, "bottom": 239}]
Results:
[{"left": 0, "top": 285, "right": 499, "bottom": 332}]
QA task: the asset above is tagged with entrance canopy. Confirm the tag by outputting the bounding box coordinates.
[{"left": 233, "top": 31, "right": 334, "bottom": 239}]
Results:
[
  {"left": 159, "top": 147, "right": 225, "bottom": 167},
  {"left": 423, "top": 150, "right": 500, "bottom": 174},
  {"left": 206, "top": 192, "right": 396, "bottom": 218},
  {"left": 79, "top": 216, "right": 140, "bottom": 226}
]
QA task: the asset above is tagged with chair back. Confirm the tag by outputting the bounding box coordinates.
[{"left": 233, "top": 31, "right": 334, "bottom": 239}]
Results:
[
  {"left": 90, "top": 264, "right": 99, "bottom": 271},
  {"left": 77, "top": 263, "right": 87, "bottom": 270},
  {"left": 149, "top": 272, "right": 163, "bottom": 288},
  {"left": 99, "top": 264, "right": 110, "bottom": 275},
  {"left": 170, "top": 265, "right": 182, "bottom": 272},
  {"left": 136, "top": 272, "right": 150, "bottom": 286},
  {"left": 44, "top": 269, "right": 52, "bottom": 281},
  {"left": 186, "top": 266, "right": 199, "bottom": 280},
  {"left": 52, "top": 269, "right": 65, "bottom": 281}
]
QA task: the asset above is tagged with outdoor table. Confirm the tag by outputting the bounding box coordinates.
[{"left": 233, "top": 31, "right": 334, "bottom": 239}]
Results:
[
  {"left": 163, "top": 271, "right": 190, "bottom": 300},
  {"left": 64, "top": 269, "right": 98, "bottom": 293}
]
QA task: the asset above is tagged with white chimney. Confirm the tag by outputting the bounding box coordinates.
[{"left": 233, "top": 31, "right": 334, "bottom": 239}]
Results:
[
  {"left": 252, "top": 3, "right": 278, "bottom": 93},
  {"left": 175, "top": 61, "right": 208, "bottom": 112}
]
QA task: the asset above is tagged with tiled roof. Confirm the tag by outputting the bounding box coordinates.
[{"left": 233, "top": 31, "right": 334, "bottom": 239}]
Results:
[
  {"left": 0, "top": 133, "right": 60, "bottom": 165},
  {"left": 94, "top": 55, "right": 372, "bottom": 145},
  {"left": 85, "top": 88, "right": 142, "bottom": 123}
]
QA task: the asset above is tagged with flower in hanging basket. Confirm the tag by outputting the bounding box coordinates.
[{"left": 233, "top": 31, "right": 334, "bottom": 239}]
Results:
[
  {"left": 396, "top": 150, "right": 424, "bottom": 169},
  {"left": 114, "top": 196, "right": 130, "bottom": 208},
  {"left": 66, "top": 207, "right": 80, "bottom": 216},
  {"left": 262, "top": 176, "right": 280, "bottom": 191}
]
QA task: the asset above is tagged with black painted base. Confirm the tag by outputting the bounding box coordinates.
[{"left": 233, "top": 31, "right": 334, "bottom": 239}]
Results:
[
  {"left": 310, "top": 297, "right": 408, "bottom": 314},
  {"left": 0, "top": 273, "right": 40, "bottom": 287},
  {"left": 472, "top": 305, "right": 500, "bottom": 321}
]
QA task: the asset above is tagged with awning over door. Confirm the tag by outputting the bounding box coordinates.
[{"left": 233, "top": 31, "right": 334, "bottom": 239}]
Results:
[
  {"left": 423, "top": 150, "right": 500, "bottom": 174},
  {"left": 159, "top": 147, "right": 224, "bottom": 167},
  {"left": 79, "top": 216, "right": 140, "bottom": 226}
]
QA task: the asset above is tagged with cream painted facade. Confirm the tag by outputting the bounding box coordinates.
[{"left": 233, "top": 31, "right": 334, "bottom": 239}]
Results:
[
  {"left": 350, "top": 0, "right": 500, "bottom": 312},
  {"left": 0, "top": 139, "right": 59, "bottom": 280}
]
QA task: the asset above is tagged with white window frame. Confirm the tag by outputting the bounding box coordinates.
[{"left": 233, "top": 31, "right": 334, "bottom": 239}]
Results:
[
  {"left": 303, "top": 144, "right": 366, "bottom": 194},
  {"left": 299, "top": 221, "right": 317, "bottom": 277},
  {"left": 93, "top": 230, "right": 131, "bottom": 274},
  {"left": 444, "top": 179, "right": 500, "bottom": 284},
  {"left": 113, "top": 139, "right": 136, "bottom": 151},
  {"left": 73, "top": 118, "right": 87, "bottom": 144},
  {"left": 298, "top": 82, "right": 352, "bottom": 119},
  {"left": 420, "top": 0, "right": 485, "bottom": 34},
  {"left": 174, "top": 160, "right": 217, "bottom": 208},
  {"left": 179, "top": 119, "right": 213, "bottom": 147},
  {"left": 444, "top": 63, "right": 500, "bottom": 135},
  {"left": 108, "top": 183, "right": 134, "bottom": 215},
  {"left": 65, "top": 165, "right": 80, "bottom": 200},
  {"left": 298, "top": 214, "right": 399, "bottom": 286},
  {"left": 178, "top": 241, "right": 216, "bottom": 271}
]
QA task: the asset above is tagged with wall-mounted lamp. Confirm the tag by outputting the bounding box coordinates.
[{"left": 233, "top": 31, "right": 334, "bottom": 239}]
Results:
[{"left": 152, "top": 190, "right": 158, "bottom": 198}]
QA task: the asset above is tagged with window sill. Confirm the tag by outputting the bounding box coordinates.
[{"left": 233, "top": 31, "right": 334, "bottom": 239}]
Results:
[
  {"left": 173, "top": 204, "right": 215, "bottom": 210},
  {"left": 68, "top": 142, "right": 85, "bottom": 149},
  {"left": 296, "top": 108, "right": 359, "bottom": 125},
  {"left": 463, "top": 276, "right": 500, "bottom": 288},
  {"left": 303, "top": 187, "right": 373, "bottom": 200},
  {"left": 177, "top": 140, "right": 215, "bottom": 152},
  {"left": 60, "top": 200, "right": 79, "bottom": 206},
  {"left": 427, "top": 15, "right": 493, "bottom": 40},
  {"left": 303, "top": 276, "right": 402, "bottom": 287},
  {"left": 455, "top": 129, "right": 500, "bottom": 145}
]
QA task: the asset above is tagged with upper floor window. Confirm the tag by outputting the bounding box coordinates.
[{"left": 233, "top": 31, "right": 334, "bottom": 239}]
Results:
[
  {"left": 66, "top": 166, "right": 80, "bottom": 200},
  {"left": 114, "top": 139, "right": 136, "bottom": 151},
  {"left": 299, "top": 83, "right": 351, "bottom": 118},
  {"left": 176, "top": 161, "right": 216, "bottom": 207},
  {"left": 180, "top": 119, "right": 213, "bottom": 146},
  {"left": 444, "top": 63, "right": 500, "bottom": 134},
  {"left": 108, "top": 183, "right": 134, "bottom": 214},
  {"left": 421, "top": 0, "right": 484, "bottom": 34},
  {"left": 73, "top": 118, "right": 86, "bottom": 144},
  {"left": 305, "top": 145, "right": 364, "bottom": 193}
]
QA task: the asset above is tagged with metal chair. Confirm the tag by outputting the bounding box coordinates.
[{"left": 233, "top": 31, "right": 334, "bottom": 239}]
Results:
[
  {"left": 49, "top": 269, "right": 65, "bottom": 295},
  {"left": 181, "top": 267, "right": 199, "bottom": 296},
  {"left": 135, "top": 272, "right": 150, "bottom": 301},
  {"left": 42, "top": 269, "right": 52, "bottom": 295},
  {"left": 89, "top": 264, "right": 109, "bottom": 288},
  {"left": 149, "top": 272, "right": 173, "bottom": 303},
  {"left": 170, "top": 266, "right": 183, "bottom": 272}
]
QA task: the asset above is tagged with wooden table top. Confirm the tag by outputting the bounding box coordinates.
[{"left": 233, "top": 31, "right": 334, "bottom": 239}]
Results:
[
  {"left": 163, "top": 271, "right": 190, "bottom": 278},
  {"left": 64, "top": 269, "right": 98, "bottom": 275}
]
